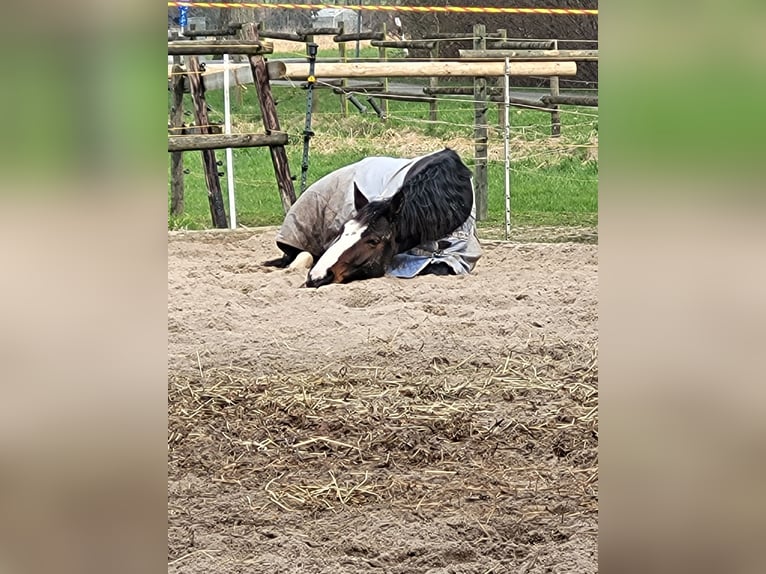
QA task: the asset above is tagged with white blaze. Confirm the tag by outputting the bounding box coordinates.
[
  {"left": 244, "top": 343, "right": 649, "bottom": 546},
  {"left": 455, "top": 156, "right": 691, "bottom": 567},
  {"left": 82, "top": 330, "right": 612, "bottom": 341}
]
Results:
[{"left": 309, "top": 220, "right": 368, "bottom": 282}]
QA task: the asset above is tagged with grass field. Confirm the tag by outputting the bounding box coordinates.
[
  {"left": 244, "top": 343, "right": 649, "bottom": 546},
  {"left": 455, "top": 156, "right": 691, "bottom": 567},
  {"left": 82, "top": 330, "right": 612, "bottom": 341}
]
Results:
[{"left": 168, "top": 58, "right": 597, "bottom": 231}]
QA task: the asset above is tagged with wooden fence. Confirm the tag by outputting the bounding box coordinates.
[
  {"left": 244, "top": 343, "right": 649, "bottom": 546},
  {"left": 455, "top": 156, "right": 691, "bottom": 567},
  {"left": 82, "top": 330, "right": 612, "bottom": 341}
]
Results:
[
  {"left": 167, "top": 24, "right": 296, "bottom": 228},
  {"left": 168, "top": 22, "right": 598, "bottom": 224}
]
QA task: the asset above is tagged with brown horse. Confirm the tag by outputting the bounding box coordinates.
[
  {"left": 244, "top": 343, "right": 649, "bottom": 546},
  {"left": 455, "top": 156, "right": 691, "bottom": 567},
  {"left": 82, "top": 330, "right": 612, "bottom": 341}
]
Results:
[{"left": 305, "top": 148, "right": 473, "bottom": 287}]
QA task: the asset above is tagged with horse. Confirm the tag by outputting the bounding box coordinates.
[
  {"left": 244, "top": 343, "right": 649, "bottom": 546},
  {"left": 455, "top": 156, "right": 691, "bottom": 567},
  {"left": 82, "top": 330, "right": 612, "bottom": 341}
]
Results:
[{"left": 264, "top": 148, "right": 478, "bottom": 287}]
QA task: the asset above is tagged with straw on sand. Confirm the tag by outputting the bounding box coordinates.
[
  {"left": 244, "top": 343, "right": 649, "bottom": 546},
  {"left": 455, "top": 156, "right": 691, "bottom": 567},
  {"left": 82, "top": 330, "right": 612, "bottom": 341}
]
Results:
[{"left": 169, "top": 337, "right": 598, "bottom": 521}]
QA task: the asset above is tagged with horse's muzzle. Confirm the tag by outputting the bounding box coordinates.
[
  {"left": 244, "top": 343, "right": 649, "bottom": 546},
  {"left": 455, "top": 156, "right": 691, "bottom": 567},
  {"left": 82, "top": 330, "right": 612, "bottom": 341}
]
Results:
[{"left": 305, "top": 269, "right": 334, "bottom": 288}]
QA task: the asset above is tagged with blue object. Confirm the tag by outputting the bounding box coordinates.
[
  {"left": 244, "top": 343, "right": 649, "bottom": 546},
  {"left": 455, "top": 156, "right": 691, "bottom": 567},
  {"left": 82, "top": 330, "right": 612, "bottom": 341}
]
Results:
[{"left": 178, "top": 4, "right": 188, "bottom": 28}]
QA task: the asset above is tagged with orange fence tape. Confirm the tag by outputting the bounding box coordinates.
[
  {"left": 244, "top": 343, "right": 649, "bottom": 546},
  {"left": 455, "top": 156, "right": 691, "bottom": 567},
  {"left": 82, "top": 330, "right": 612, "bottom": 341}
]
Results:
[{"left": 167, "top": 2, "right": 598, "bottom": 16}]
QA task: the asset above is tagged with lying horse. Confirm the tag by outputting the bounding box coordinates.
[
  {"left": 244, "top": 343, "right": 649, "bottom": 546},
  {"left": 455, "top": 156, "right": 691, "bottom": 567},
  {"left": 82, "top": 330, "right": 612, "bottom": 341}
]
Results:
[{"left": 264, "top": 148, "right": 482, "bottom": 287}]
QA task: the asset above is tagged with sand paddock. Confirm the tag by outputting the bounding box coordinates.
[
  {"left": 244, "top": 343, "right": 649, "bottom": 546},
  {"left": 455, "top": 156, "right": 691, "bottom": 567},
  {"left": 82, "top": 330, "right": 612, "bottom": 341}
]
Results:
[{"left": 168, "top": 228, "right": 598, "bottom": 573}]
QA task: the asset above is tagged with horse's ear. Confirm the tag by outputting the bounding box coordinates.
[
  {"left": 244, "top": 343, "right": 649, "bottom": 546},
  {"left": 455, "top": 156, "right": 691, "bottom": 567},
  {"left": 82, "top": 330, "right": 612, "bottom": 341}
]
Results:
[
  {"left": 353, "top": 182, "right": 369, "bottom": 211},
  {"left": 389, "top": 189, "right": 405, "bottom": 219}
]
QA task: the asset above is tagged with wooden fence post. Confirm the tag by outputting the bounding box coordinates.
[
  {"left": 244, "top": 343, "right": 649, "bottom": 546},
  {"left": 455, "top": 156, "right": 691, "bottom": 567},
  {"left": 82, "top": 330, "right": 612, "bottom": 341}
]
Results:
[
  {"left": 241, "top": 22, "right": 297, "bottom": 211},
  {"left": 187, "top": 56, "right": 228, "bottom": 228},
  {"left": 473, "top": 23, "right": 488, "bottom": 221},
  {"left": 496, "top": 28, "right": 507, "bottom": 130},
  {"left": 169, "top": 43, "right": 186, "bottom": 216},
  {"left": 428, "top": 37, "right": 439, "bottom": 122},
  {"left": 377, "top": 23, "right": 388, "bottom": 121},
  {"left": 338, "top": 22, "right": 348, "bottom": 117},
  {"left": 550, "top": 41, "right": 561, "bottom": 137}
]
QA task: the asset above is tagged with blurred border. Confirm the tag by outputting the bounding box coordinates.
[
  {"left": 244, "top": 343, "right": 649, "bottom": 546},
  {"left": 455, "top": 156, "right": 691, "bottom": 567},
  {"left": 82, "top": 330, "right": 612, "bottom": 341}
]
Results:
[
  {"left": 601, "top": 1, "right": 766, "bottom": 572},
  {"left": 0, "top": 1, "right": 167, "bottom": 574},
  {"left": 1, "top": 1, "right": 764, "bottom": 573}
]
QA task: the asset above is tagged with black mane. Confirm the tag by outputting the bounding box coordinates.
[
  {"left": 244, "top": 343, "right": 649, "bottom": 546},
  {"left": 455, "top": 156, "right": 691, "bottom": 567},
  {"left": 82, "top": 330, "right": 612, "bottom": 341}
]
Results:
[{"left": 393, "top": 148, "right": 474, "bottom": 252}]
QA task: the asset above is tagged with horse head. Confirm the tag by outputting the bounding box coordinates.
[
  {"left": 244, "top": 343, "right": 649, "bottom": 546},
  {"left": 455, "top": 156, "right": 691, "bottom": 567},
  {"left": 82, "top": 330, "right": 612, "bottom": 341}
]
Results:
[{"left": 305, "top": 183, "right": 404, "bottom": 288}]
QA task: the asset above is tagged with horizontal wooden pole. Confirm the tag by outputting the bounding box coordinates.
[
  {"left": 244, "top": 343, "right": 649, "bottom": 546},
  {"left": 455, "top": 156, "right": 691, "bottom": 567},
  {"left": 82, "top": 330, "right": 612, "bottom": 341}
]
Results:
[
  {"left": 334, "top": 31, "right": 385, "bottom": 42},
  {"left": 258, "top": 30, "right": 305, "bottom": 42},
  {"left": 420, "top": 86, "right": 559, "bottom": 108},
  {"left": 542, "top": 94, "right": 599, "bottom": 106},
  {"left": 181, "top": 26, "right": 242, "bottom": 38},
  {"left": 324, "top": 80, "right": 384, "bottom": 90},
  {"left": 364, "top": 92, "right": 436, "bottom": 103},
  {"left": 424, "top": 86, "right": 502, "bottom": 95},
  {"left": 297, "top": 27, "right": 341, "bottom": 36},
  {"left": 499, "top": 97, "right": 550, "bottom": 108},
  {"left": 168, "top": 124, "right": 222, "bottom": 135},
  {"left": 459, "top": 49, "right": 598, "bottom": 61},
  {"left": 421, "top": 32, "right": 503, "bottom": 40},
  {"left": 167, "top": 40, "right": 273, "bottom": 56},
  {"left": 488, "top": 40, "right": 555, "bottom": 50},
  {"left": 422, "top": 87, "right": 548, "bottom": 107},
  {"left": 371, "top": 40, "right": 436, "bottom": 49},
  {"left": 267, "top": 60, "right": 577, "bottom": 79},
  {"left": 168, "top": 133, "right": 288, "bottom": 152}
]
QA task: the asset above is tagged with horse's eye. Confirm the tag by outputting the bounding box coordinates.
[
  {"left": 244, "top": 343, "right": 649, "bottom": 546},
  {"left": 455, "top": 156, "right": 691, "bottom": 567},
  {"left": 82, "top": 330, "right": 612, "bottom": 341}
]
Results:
[{"left": 366, "top": 238, "right": 380, "bottom": 246}]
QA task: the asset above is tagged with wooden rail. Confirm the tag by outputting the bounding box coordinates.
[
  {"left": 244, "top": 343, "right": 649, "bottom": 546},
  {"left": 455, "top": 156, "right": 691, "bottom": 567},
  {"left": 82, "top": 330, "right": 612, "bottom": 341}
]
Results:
[
  {"left": 488, "top": 40, "right": 555, "bottom": 50},
  {"left": 258, "top": 29, "right": 305, "bottom": 42},
  {"left": 297, "top": 27, "right": 341, "bottom": 36},
  {"left": 168, "top": 133, "right": 288, "bottom": 152},
  {"left": 180, "top": 24, "right": 242, "bottom": 38},
  {"left": 371, "top": 40, "right": 437, "bottom": 50},
  {"left": 334, "top": 30, "right": 385, "bottom": 43},
  {"left": 459, "top": 49, "right": 598, "bottom": 61},
  {"left": 421, "top": 32, "right": 503, "bottom": 40},
  {"left": 542, "top": 94, "right": 599, "bottom": 107},
  {"left": 168, "top": 40, "right": 273, "bottom": 56},
  {"left": 266, "top": 60, "right": 577, "bottom": 80}
]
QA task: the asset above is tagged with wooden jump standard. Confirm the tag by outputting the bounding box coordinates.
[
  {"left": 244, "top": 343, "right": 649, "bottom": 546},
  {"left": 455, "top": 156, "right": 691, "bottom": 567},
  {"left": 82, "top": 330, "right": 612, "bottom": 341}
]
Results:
[{"left": 167, "top": 28, "right": 296, "bottom": 228}]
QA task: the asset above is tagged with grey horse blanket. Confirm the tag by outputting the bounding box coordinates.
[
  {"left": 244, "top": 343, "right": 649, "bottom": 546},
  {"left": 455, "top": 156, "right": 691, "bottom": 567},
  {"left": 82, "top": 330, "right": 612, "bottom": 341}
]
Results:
[{"left": 276, "top": 151, "right": 482, "bottom": 277}]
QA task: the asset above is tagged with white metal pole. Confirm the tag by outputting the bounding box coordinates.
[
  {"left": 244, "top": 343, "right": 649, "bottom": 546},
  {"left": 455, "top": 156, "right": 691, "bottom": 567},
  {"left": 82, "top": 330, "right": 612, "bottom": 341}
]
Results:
[
  {"left": 503, "top": 57, "right": 511, "bottom": 240},
  {"left": 223, "top": 52, "right": 237, "bottom": 229}
]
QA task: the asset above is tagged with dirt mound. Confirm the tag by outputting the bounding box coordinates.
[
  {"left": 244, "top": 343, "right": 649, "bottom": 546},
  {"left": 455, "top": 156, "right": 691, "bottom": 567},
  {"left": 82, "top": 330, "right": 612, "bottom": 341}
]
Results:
[{"left": 168, "top": 229, "right": 598, "bottom": 573}]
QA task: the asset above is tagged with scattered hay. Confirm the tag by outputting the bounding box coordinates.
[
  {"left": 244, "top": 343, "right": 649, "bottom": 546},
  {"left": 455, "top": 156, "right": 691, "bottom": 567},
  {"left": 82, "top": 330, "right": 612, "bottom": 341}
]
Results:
[{"left": 168, "top": 339, "right": 598, "bottom": 516}]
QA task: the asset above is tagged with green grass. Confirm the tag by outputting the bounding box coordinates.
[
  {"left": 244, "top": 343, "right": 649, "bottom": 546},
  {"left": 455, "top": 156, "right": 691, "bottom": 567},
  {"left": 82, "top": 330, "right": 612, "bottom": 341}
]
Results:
[{"left": 169, "top": 81, "right": 597, "bottom": 230}]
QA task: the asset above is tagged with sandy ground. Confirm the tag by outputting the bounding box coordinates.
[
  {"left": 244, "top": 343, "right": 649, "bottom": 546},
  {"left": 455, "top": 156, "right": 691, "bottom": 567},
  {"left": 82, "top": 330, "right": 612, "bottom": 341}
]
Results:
[{"left": 168, "top": 228, "right": 598, "bottom": 573}]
